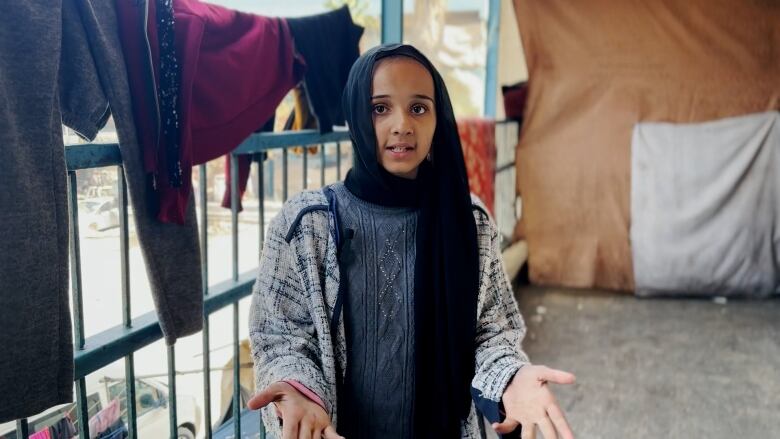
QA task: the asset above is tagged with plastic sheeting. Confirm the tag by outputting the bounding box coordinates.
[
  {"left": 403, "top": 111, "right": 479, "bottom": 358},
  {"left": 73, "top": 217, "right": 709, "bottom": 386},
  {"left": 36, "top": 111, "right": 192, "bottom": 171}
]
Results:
[
  {"left": 512, "top": 0, "right": 780, "bottom": 291},
  {"left": 632, "top": 112, "right": 780, "bottom": 297}
]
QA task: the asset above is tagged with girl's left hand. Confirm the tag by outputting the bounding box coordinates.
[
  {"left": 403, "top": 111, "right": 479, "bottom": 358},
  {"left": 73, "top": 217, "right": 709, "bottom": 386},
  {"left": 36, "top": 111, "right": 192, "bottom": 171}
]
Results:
[{"left": 492, "top": 365, "right": 576, "bottom": 439}]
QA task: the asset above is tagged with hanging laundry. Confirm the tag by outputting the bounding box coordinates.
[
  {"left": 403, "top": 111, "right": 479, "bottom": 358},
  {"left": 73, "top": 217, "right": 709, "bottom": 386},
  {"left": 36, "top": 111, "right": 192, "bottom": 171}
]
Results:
[
  {"left": 29, "top": 428, "right": 52, "bottom": 439},
  {"left": 88, "top": 399, "right": 120, "bottom": 439},
  {"left": 157, "top": 0, "right": 184, "bottom": 190},
  {"left": 49, "top": 417, "right": 77, "bottom": 439},
  {"left": 286, "top": 6, "right": 364, "bottom": 133},
  {"left": 71, "top": 0, "right": 205, "bottom": 346},
  {"left": 114, "top": 0, "right": 160, "bottom": 184},
  {"left": 0, "top": 0, "right": 96, "bottom": 422},
  {"left": 173, "top": 0, "right": 305, "bottom": 223},
  {"left": 221, "top": 116, "right": 275, "bottom": 212},
  {"left": 220, "top": 3, "right": 366, "bottom": 214},
  {"left": 457, "top": 118, "right": 497, "bottom": 215},
  {"left": 285, "top": 85, "right": 321, "bottom": 156},
  {"left": 94, "top": 419, "right": 127, "bottom": 439},
  {"left": 117, "top": 0, "right": 305, "bottom": 224}
]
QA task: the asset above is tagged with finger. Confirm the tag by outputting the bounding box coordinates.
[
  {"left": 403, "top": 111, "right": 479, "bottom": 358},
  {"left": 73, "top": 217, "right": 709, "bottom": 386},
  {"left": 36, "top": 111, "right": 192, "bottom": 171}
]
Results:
[
  {"left": 298, "top": 420, "right": 313, "bottom": 439},
  {"left": 248, "top": 382, "right": 288, "bottom": 410},
  {"left": 547, "top": 404, "right": 574, "bottom": 439},
  {"left": 322, "top": 425, "right": 345, "bottom": 439},
  {"left": 492, "top": 417, "right": 521, "bottom": 434},
  {"left": 538, "top": 416, "right": 557, "bottom": 439},
  {"left": 281, "top": 416, "right": 299, "bottom": 439},
  {"left": 313, "top": 429, "right": 322, "bottom": 439},
  {"left": 538, "top": 367, "right": 576, "bottom": 385},
  {"left": 520, "top": 423, "right": 536, "bottom": 439}
]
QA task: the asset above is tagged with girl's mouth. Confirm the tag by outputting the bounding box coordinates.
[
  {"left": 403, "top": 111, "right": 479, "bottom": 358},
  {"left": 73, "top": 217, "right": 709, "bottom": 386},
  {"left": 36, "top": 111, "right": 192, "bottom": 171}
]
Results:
[
  {"left": 387, "top": 143, "right": 414, "bottom": 152},
  {"left": 385, "top": 143, "right": 415, "bottom": 159}
]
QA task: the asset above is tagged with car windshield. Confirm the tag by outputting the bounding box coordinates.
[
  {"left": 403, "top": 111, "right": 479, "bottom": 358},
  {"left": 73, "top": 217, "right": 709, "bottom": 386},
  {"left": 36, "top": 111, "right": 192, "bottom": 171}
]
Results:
[{"left": 80, "top": 201, "right": 102, "bottom": 212}]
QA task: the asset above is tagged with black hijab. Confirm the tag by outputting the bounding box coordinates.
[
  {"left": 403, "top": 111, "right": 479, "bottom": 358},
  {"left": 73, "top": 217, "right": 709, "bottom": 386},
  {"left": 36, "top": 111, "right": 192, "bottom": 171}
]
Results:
[{"left": 342, "top": 44, "right": 479, "bottom": 438}]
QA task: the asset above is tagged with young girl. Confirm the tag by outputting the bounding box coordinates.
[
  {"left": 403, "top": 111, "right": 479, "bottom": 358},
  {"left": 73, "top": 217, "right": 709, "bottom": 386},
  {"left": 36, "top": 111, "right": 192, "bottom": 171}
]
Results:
[{"left": 248, "top": 44, "right": 575, "bottom": 439}]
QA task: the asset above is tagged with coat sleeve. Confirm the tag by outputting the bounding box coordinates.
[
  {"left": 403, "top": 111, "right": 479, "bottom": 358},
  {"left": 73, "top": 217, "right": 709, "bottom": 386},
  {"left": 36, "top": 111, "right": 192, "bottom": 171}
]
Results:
[
  {"left": 470, "top": 208, "right": 530, "bottom": 433},
  {"left": 249, "top": 210, "right": 334, "bottom": 432}
]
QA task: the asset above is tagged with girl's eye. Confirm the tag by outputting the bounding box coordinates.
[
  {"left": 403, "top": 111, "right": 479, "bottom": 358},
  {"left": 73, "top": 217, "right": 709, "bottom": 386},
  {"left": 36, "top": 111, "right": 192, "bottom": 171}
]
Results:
[
  {"left": 373, "top": 104, "right": 388, "bottom": 115},
  {"left": 411, "top": 104, "right": 427, "bottom": 115}
]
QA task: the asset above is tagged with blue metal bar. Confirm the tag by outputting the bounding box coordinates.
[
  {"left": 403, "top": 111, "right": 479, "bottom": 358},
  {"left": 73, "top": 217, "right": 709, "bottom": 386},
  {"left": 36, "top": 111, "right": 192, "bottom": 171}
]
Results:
[
  {"left": 66, "top": 171, "right": 90, "bottom": 438},
  {"left": 167, "top": 345, "right": 178, "bottom": 439},
  {"left": 65, "top": 143, "right": 122, "bottom": 170},
  {"left": 230, "top": 154, "right": 241, "bottom": 439},
  {"left": 117, "top": 167, "right": 138, "bottom": 439},
  {"left": 232, "top": 302, "right": 241, "bottom": 439},
  {"left": 199, "top": 164, "right": 209, "bottom": 291},
  {"left": 201, "top": 319, "right": 212, "bottom": 439},
  {"left": 76, "top": 378, "right": 89, "bottom": 439},
  {"left": 256, "top": 159, "right": 267, "bottom": 438},
  {"left": 232, "top": 130, "right": 350, "bottom": 155},
  {"left": 67, "top": 171, "right": 86, "bottom": 349},
  {"left": 484, "top": 0, "right": 501, "bottom": 118},
  {"left": 73, "top": 271, "right": 256, "bottom": 380},
  {"left": 320, "top": 143, "right": 326, "bottom": 187},
  {"left": 267, "top": 158, "right": 275, "bottom": 197},
  {"left": 283, "top": 148, "right": 289, "bottom": 201},
  {"left": 381, "top": 0, "right": 403, "bottom": 44},
  {"left": 123, "top": 356, "right": 137, "bottom": 439},
  {"left": 258, "top": 160, "right": 265, "bottom": 254},
  {"left": 231, "top": 155, "right": 239, "bottom": 282},
  {"left": 67, "top": 170, "right": 90, "bottom": 439},
  {"left": 303, "top": 147, "right": 308, "bottom": 189},
  {"left": 199, "top": 164, "right": 213, "bottom": 439},
  {"left": 15, "top": 419, "right": 28, "bottom": 439},
  {"left": 202, "top": 272, "right": 256, "bottom": 314},
  {"left": 64, "top": 131, "right": 351, "bottom": 172},
  {"left": 337, "top": 142, "right": 342, "bottom": 180}
]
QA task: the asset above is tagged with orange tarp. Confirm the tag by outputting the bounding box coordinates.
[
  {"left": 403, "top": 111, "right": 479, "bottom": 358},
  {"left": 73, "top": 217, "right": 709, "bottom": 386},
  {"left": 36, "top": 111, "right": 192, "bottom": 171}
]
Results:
[{"left": 512, "top": 0, "right": 780, "bottom": 290}]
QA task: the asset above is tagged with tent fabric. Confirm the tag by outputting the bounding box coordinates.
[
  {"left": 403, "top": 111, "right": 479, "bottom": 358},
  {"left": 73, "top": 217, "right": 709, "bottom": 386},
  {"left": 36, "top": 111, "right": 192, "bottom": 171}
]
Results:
[
  {"left": 631, "top": 111, "right": 780, "bottom": 297},
  {"left": 512, "top": 0, "right": 780, "bottom": 291}
]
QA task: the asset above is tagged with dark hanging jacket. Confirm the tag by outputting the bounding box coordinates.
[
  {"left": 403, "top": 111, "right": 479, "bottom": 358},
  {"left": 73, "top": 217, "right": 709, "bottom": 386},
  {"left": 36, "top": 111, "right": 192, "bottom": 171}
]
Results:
[{"left": 286, "top": 6, "right": 364, "bottom": 133}]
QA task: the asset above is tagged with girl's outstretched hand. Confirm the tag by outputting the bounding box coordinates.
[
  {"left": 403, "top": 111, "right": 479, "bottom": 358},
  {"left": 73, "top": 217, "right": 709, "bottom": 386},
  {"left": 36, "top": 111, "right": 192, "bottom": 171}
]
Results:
[
  {"left": 493, "top": 365, "right": 576, "bottom": 439},
  {"left": 248, "top": 381, "right": 345, "bottom": 439}
]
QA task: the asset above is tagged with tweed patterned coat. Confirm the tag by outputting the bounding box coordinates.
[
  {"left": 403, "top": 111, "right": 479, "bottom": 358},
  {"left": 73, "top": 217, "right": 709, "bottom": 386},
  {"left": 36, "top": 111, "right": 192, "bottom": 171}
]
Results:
[{"left": 249, "top": 188, "right": 529, "bottom": 438}]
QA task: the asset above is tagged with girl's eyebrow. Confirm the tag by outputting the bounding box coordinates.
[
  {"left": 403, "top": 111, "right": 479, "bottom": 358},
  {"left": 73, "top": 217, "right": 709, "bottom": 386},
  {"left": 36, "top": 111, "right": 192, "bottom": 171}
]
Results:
[{"left": 370, "top": 94, "right": 434, "bottom": 103}]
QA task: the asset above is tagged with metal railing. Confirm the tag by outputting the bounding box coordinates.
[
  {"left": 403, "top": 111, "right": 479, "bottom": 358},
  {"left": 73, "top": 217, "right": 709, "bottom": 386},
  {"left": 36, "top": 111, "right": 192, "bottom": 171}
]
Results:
[
  {"left": 12, "top": 128, "right": 350, "bottom": 439},
  {"left": 12, "top": 121, "right": 519, "bottom": 439}
]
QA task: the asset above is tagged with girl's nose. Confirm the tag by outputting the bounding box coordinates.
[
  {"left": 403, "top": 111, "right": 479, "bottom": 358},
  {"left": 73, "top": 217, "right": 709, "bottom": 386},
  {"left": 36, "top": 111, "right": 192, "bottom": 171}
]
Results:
[{"left": 391, "top": 113, "right": 413, "bottom": 136}]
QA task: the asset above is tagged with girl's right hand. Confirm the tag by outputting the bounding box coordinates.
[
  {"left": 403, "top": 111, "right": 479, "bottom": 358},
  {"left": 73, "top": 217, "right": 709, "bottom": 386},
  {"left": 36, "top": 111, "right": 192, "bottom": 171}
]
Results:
[{"left": 248, "top": 381, "right": 345, "bottom": 439}]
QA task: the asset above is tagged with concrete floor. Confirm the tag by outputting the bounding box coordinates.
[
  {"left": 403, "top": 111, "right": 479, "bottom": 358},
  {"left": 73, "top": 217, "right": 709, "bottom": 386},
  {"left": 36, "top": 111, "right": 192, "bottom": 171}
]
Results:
[{"left": 510, "top": 285, "right": 780, "bottom": 439}]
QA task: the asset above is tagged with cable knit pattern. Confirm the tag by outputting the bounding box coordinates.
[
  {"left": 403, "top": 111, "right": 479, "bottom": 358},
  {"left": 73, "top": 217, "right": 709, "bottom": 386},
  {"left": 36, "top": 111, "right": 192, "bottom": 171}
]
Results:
[
  {"left": 333, "top": 182, "right": 417, "bottom": 438},
  {"left": 249, "top": 188, "right": 529, "bottom": 438}
]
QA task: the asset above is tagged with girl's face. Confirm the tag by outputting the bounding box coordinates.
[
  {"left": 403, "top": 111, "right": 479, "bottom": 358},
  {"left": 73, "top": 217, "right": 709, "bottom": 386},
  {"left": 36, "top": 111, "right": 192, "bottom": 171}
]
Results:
[{"left": 371, "top": 57, "right": 436, "bottom": 179}]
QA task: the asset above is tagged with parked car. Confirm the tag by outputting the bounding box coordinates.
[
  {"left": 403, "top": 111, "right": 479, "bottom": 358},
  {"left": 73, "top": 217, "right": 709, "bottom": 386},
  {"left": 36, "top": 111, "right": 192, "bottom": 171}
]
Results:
[
  {"left": 0, "top": 371, "right": 201, "bottom": 439},
  {"left": 78, "top": 197, "right": 119, "bottom": 233}
]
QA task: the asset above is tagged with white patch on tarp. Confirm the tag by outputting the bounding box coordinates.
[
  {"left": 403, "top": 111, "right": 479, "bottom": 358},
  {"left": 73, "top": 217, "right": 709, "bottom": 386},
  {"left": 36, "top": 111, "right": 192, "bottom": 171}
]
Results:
[{"left": 631, "top": 111, "right": 780, "bottom": 297}]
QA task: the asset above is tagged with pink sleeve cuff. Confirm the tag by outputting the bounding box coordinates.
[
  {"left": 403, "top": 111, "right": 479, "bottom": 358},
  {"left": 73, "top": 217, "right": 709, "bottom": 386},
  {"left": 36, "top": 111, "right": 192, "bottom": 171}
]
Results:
[{"left": 281, "top": 380, "right": 327, "bottom": 413}]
